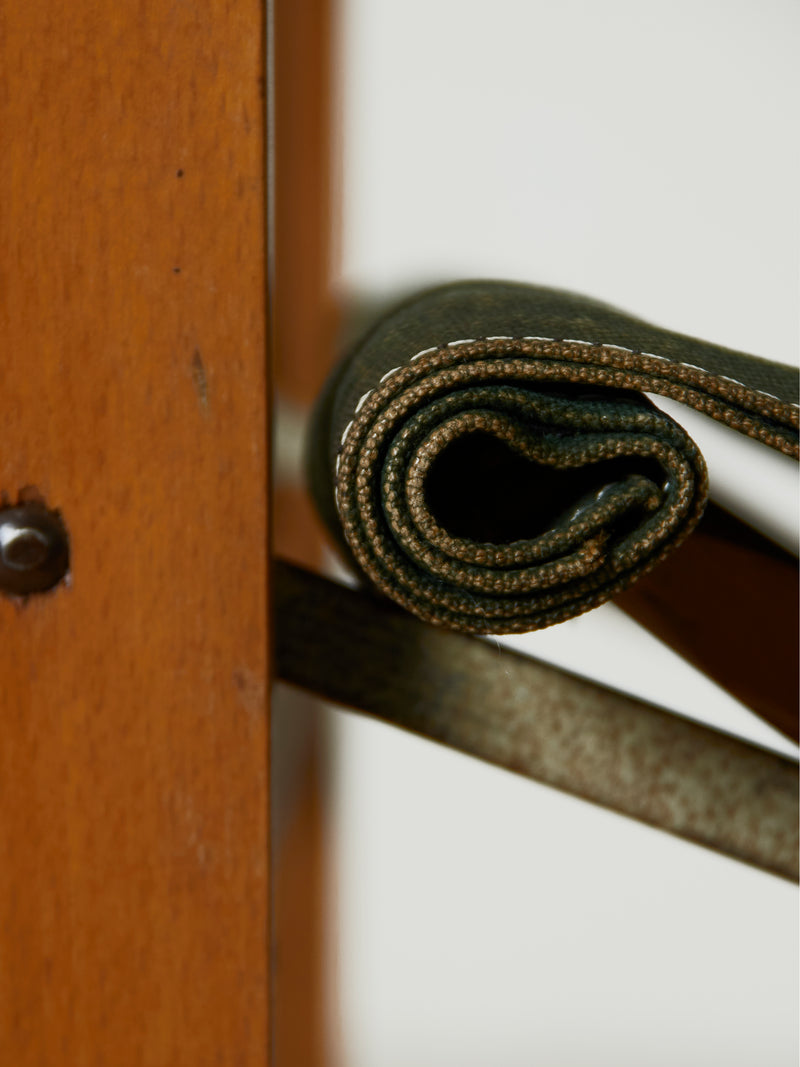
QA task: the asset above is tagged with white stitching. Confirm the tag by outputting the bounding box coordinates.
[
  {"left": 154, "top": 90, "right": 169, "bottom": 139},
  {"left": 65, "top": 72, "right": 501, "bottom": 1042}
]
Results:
[
  {"left": 410, "top": 346, "right": 438, "bottom": 362},
  {"left": 485, "top": 334, "right": 552, "bottom": 342},
  {"left": 340, "top": 335, "right": 799, "bottom": 453},
  {"left": 334, "top": 331, "right": 798, "bottom": 516}
]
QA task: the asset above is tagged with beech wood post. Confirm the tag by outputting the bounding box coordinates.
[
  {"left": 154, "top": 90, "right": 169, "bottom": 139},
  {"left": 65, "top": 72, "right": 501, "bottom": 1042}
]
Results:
[{"left": 0, "top": 2, "right": 271, "bottom": 1063}]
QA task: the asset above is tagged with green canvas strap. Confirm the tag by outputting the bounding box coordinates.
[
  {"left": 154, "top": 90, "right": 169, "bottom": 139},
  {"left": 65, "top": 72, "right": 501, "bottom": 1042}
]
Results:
[
  {"left": 290, "top": 280, "right": 799, "bottom": 878},
  {"left": 308, "top": 281, "right": 798, "bottom": 633},
  {"left": 274, "top": 559, "right": 798, "bottom": 882}
]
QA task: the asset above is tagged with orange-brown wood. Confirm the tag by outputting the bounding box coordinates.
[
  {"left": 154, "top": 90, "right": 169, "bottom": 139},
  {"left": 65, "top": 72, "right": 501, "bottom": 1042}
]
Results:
[
  {"left": 618, "top": 503, "right": 799, "bottom": 742},
  {"left": 271, "top": 1, "right": 338, "bottom": 1063},
  {"left": 273, "top": 0, "right": 338, "bottom": 407},
  {"left": 0, "top": 3, "right": 270, "bottom": 1064},
  {"left": 270, "top": 695, "right": 329, "bottom": 1067}
]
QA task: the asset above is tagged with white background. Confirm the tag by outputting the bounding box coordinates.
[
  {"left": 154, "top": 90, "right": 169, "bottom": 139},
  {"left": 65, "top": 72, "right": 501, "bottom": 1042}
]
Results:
[{"left": 325, "top": 2, "right": 799, "bottom": 1064}]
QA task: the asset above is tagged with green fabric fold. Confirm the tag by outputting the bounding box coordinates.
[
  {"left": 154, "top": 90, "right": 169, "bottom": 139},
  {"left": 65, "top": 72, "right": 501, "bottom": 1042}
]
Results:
[{"left": 307, "top": 281, "right": 799, "bottom": 633}]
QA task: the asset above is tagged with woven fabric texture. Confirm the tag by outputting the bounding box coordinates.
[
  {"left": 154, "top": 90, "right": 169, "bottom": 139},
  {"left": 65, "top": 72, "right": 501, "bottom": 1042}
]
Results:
[{"left": 307, "top": 281, "right": 799, "bottom": 633}]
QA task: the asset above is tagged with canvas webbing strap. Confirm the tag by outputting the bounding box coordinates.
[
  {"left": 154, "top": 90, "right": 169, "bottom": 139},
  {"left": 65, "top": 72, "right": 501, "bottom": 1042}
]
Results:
[
  {"left": 287, "top": 281, "right": 799, "bottom": 877},
  {"left": 307, "top": 281, "right": 797, "bottom": 632},
  {"left": 274, "top": 560, "right": 798, "bottom": 882}
]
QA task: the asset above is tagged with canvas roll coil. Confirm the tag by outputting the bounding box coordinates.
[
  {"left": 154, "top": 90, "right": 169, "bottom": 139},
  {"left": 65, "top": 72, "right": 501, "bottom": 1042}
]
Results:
[{"left": 307, "top": 281, "right": 799, "bottom": 633}]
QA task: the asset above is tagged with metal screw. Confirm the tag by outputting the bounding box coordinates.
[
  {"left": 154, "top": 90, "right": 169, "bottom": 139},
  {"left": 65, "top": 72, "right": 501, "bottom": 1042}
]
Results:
[{"left": 0, "top": 503, "right": 70, "bottom": 595}]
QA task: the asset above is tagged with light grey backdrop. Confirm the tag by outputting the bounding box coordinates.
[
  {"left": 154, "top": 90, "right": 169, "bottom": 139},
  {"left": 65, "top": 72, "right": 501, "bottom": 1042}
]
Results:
[{"left": 327, "top": 2, "right": 799, "bottom": 1063}]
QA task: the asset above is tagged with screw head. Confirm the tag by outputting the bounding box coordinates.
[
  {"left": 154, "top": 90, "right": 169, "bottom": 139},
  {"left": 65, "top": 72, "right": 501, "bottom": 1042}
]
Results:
[{"left": 0, "top": 504, "right": 69, "bottom": 595}]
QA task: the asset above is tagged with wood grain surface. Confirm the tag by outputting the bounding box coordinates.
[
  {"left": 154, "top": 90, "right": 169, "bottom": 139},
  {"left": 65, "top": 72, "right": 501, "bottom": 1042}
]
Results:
[
  {"left": 617, "top": 503, "right": 799, "bottom": 742},
  {"left": 271, "top": 1, "right": 337, "bottom": 1063},
  {"left": 0, "top": 2, "right": 270, "bottom": 1064}
]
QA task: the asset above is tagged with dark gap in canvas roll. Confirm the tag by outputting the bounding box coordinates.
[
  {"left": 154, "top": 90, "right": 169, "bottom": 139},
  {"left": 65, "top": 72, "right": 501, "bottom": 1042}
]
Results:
[{"left": 306, "top": 280, "right": 799, "bottom": 634}]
